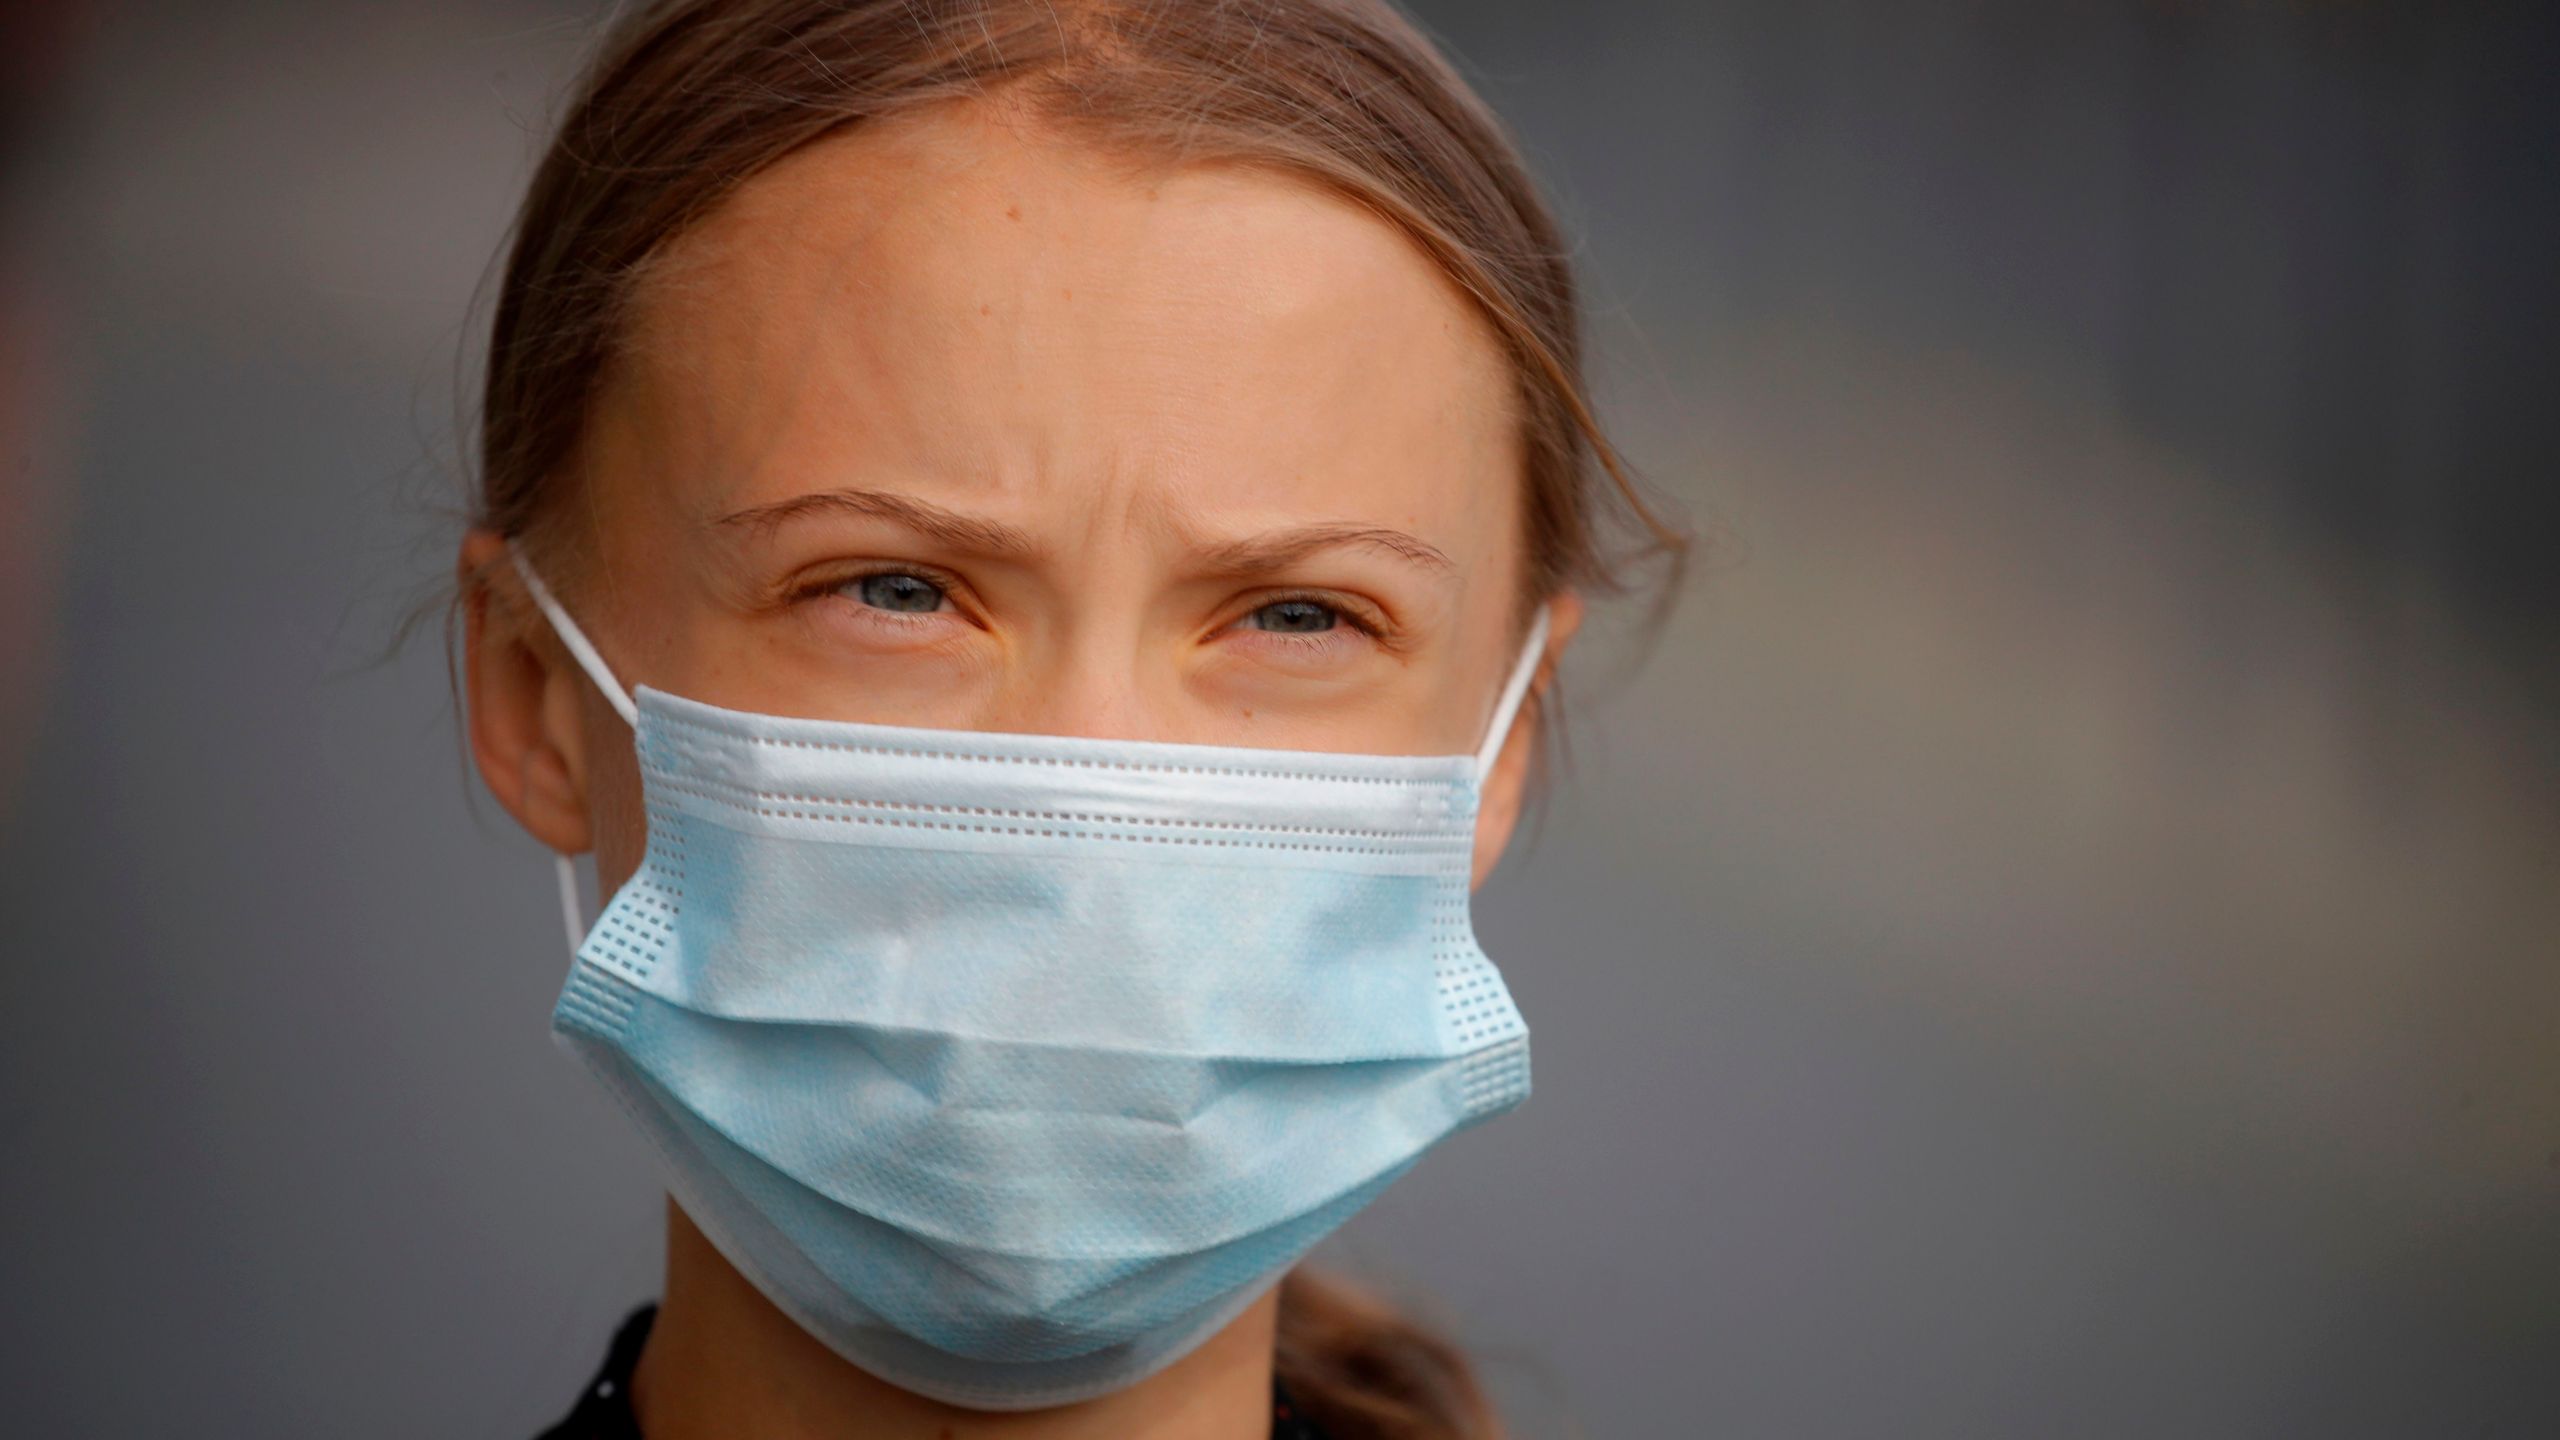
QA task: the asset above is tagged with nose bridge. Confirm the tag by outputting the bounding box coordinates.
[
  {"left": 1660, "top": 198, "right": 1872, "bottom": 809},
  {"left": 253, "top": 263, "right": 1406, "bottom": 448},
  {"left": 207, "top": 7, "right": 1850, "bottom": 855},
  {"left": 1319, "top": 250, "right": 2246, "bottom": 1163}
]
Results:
[
  {"left": 1006, "top": 621, "right": 1164, "bottom": 742},
  {"left": 1001, "top": 468, "right": 1187, "bottom": 742}
]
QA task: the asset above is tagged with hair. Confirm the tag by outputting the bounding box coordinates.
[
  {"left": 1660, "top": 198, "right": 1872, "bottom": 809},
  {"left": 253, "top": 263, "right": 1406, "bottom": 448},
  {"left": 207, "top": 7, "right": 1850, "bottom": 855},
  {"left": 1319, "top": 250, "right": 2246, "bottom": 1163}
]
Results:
[{"left": 471, "top": 2, "right": 1685, "bottom": 1435}]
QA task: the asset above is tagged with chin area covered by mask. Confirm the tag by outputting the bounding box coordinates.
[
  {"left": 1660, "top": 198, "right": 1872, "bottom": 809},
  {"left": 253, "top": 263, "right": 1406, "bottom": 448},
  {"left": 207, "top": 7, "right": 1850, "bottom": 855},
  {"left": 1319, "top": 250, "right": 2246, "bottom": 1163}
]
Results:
[{"left": 512, "top": 543, "right": 1543, "bottom": 1411}]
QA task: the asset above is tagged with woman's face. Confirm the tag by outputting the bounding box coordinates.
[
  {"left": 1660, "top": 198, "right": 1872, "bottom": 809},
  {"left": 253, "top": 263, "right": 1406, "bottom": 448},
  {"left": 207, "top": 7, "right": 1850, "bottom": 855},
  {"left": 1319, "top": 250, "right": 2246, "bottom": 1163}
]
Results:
[{"left": 465, "top": 100, "right": 1575, "bottom": 887}]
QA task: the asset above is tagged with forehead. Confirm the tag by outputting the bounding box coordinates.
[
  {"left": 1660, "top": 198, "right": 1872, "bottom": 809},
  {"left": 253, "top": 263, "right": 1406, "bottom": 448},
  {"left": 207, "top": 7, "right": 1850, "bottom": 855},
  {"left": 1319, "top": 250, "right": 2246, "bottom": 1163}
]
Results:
[{"left": 596, "top": 99, "right": 1520, "bottom": 554}]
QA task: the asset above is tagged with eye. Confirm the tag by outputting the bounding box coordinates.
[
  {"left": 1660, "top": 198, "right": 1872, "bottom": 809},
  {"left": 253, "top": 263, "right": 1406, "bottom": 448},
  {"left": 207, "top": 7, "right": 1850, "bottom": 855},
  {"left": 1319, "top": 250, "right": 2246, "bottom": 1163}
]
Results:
[
  {"left": 1242, "top": 598, "right": 1341, "bottom": 634},
  {"left": 850, "top": 572, "right": 947, "bottom": 614}
]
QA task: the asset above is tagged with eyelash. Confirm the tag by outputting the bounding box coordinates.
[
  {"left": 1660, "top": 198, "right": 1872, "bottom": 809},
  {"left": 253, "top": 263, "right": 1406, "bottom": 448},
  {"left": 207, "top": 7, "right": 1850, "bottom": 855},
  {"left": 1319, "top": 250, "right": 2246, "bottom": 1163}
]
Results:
[
  {"left": 792, "top": 565, "right": 965, "bottom": 622},
  {"left": 787, "top": 568, "right": 1387, "bottom": 645},
  {"left": 1231, "top": 590, "right": 1382, "bottom": 640}
]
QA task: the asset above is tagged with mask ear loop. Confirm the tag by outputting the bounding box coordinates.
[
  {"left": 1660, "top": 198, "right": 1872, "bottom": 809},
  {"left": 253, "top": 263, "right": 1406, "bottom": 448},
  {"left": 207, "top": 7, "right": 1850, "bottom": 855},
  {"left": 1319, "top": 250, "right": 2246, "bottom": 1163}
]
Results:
[
  {"left": 504, "top": 540, "right": 638, "bottom": 958},
  {"left": 505, "top": 541, "right": 637, "bottom": 725},
  {"left": 1474, "top": 604, "right": 1553, "bottom": 782}
]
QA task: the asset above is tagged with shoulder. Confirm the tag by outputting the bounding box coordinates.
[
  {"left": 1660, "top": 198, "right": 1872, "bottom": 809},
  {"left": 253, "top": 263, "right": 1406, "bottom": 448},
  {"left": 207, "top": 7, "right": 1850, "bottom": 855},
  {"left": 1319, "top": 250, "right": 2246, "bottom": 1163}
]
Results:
[{"left": 531, "top": 1305, "right": 656, "bottom": 1440}]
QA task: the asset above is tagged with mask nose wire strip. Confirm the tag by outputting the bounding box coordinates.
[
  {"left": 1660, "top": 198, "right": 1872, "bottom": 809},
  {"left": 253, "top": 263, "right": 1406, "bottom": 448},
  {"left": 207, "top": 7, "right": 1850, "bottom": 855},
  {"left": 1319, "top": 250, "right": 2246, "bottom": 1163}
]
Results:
[
  {"left": 1474, "top": 604, "right": 1552, "bottom": 781},
  {"left": 505, "top": 539, "right": 638, "bottom": 728}
]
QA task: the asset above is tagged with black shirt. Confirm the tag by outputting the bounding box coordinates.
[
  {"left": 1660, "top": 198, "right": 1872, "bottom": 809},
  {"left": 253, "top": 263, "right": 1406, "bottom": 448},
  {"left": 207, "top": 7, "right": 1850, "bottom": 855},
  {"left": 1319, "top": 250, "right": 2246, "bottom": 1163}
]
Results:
[{"left": 536, "top": 1306, "right": 1333, "bottom": 1439}]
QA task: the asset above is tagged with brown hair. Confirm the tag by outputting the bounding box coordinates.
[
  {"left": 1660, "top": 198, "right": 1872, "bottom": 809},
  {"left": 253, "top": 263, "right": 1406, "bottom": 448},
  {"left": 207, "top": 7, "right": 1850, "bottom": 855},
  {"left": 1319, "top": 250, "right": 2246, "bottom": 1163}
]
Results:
[{"left": 473, "top": 1, "right": 1683, "bottom": 1435}]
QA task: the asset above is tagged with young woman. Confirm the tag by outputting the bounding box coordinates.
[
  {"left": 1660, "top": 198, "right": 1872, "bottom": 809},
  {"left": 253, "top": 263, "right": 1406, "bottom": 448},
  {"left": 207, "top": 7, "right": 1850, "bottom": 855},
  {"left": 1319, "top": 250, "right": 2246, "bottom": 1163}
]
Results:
[{"left": 456, "top": 2, "right": 1681, "bottom": 1436}]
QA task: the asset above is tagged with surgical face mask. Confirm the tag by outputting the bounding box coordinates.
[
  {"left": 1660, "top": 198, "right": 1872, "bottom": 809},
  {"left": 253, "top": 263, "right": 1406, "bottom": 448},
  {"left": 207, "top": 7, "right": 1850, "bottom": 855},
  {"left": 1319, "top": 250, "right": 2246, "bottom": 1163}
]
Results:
[{"left": 509, "top": 545, "right": 1543, "bottom": 1411}]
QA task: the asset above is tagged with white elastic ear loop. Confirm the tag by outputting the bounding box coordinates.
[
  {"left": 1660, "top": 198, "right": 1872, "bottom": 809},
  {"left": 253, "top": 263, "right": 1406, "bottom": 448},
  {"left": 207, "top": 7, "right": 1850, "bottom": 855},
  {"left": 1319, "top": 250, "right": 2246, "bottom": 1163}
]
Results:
[
  {"left": 1473, "top": 604, "right": 1553, "bottom": 780},
  {"left": 504, "top": 540, "right": 638, "bottom": 727},
  {"left": 551, "top": 855, "right": 587, "bottom": 961},
  {"left": 503, "top": 539, "right": 636, "bottom": 957}
]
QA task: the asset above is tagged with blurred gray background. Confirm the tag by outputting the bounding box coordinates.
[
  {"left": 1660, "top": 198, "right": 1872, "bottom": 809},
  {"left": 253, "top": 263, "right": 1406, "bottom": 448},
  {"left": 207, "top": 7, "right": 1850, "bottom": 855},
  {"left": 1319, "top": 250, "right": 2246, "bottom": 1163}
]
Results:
[{"left": 3, "top": 1, "right": 2555, "bottom": 1435}]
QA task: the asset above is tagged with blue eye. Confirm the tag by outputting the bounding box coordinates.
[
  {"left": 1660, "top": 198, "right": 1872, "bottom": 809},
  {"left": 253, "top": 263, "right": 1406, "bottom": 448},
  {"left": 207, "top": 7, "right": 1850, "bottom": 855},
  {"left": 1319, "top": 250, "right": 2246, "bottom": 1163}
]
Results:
[
  {"left": 853, "top": 573, "right": 947, "bottom": 613},
  {"left": 1244, "top": 599, "right": 1339, "bottom": 634}
]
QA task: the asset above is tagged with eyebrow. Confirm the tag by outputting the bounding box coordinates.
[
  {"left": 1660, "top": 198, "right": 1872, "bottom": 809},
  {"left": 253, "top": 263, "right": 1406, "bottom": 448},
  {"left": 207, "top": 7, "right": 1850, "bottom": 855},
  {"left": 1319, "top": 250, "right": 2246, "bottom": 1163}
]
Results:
[
  {"left": 1195, "top": 522, "right": 1456, "bottom": 577},
  {"left": 711, "top": 487, "right": 1039, "bottom": 557},
  {"left": 711, "top": 486, "right": 1455, "bottom": 577}
]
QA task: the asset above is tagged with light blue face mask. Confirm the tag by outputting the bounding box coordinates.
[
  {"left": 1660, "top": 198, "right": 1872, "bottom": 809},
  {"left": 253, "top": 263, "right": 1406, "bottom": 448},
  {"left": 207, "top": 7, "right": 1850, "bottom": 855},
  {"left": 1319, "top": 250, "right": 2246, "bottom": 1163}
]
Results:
[{"left": 510, "top": 547, "right": 1543, "bottom": 1411}]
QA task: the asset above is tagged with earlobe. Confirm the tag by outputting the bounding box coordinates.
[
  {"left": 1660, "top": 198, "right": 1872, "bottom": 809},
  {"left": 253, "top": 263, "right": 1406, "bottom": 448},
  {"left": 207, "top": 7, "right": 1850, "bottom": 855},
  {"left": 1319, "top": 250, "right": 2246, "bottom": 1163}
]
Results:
[
  {"left": 460, "top": 530, "right": 595, "bottom": 856},
  {"left": 1469, "top": 592, "right": 1584, "bottom": 888}
]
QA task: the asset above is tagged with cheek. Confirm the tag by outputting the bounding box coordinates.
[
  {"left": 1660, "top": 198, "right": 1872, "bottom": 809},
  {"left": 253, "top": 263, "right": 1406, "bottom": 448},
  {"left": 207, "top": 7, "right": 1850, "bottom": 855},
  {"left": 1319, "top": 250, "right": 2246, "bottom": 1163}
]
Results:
[
  {"left": 583, "top": 701, "right": 652, "bottom": 893},
  {"left": 1469, "top": 789, "right": 1513, "bottom": 890},
  {"left": 1468, "top": 714, "right": 1534, "bottom": 888}
]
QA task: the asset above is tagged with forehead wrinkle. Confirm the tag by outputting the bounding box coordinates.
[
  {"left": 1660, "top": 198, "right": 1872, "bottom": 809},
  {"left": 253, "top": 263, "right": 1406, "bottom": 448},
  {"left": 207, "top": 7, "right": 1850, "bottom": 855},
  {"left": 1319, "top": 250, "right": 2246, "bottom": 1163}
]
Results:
[{"left": 596, "top": 106, "right": 1523, "bottom": 604}]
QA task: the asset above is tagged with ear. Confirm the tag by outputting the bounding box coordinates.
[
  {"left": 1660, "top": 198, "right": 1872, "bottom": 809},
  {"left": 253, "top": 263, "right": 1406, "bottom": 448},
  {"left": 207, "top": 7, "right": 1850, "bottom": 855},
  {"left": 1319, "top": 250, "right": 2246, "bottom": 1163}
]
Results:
[
  {"left": 1471, "top": 590, "right": 1584, "bottom": 888},
  {"left": 459, "top": 529, "right": 595, "bottom": 856}
]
